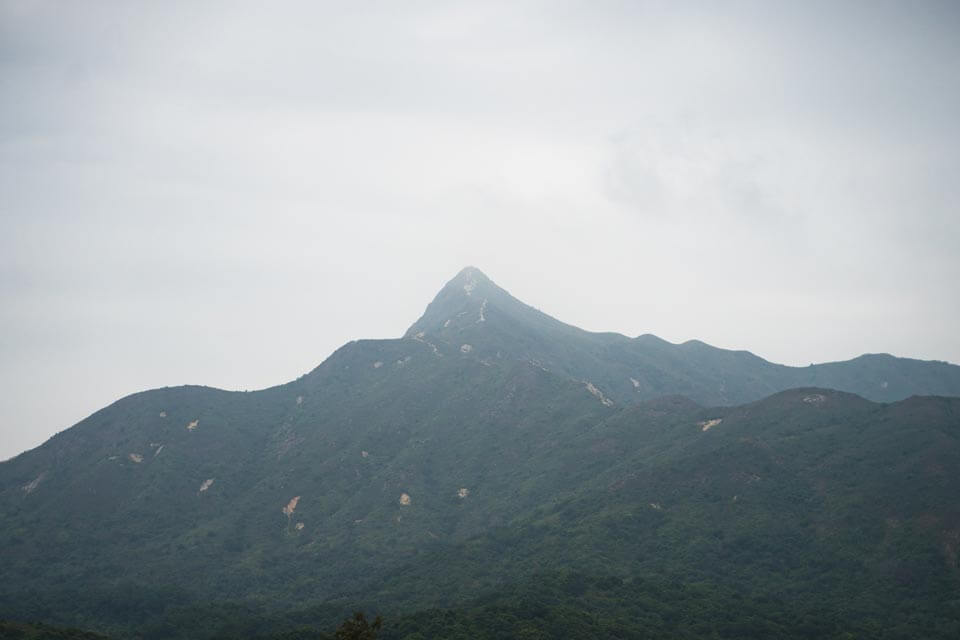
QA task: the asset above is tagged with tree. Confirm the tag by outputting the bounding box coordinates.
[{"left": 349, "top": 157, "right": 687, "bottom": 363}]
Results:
[{"left": 334, "top": 612, "right": 382, "bottom": 640}]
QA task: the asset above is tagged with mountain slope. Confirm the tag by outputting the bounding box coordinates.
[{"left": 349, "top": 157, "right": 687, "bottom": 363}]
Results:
[
  {"left": 1, "top": 266, "right": 959, "bottom": 638},
  {"left": 405, "top": 267, "right": 960, "bottom": 405},
  {"left": 4, "top": 382, "right": 958, "bottom": 638},
  {"left": 0, "top": 338, "right": 616, "bottom": 634},
  {"left": 342, "top": 389, "right": 960, "bottom": 607}
]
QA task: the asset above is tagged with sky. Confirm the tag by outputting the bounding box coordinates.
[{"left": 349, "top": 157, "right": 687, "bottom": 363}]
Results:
[{"left": 2, "top": 0, "right": 959, "bottom": 460}]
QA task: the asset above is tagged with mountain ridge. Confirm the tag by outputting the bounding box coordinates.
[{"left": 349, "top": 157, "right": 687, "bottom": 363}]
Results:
[
  {"left": 401, "top": 266, "right": 960, "bottom": 406},
  {"left": 2, "top": 266, "right": 959, "bottom": 639},
  {"left": 10, "top": 265, "right": 959, "bottom": 466}
]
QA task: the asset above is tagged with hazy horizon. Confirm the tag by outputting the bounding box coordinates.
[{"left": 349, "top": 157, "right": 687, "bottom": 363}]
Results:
[{"left": 3, "top": 1, "right": 959, "bottom": 460}]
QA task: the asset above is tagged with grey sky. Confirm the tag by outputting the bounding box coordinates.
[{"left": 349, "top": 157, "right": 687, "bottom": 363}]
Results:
[{"left": 2, "top": 1, "right": 959, "bottom": 460}]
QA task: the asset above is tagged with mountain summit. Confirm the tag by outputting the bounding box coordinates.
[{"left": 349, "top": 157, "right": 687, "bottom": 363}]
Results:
[
  {"left": 404, "top": 267, "right": 960, "bottom": 405},
  {"left": 404, "top": 266, "right": 585, "bottom": 358},
  {"left": 2, "top": 265, "right": 960, "bottom": 638},
  {"left": 404, "top": 266, "right": 505, "bottom": 337}
]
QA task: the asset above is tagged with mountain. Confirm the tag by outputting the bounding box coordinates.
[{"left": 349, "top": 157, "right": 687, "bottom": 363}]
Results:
[
  {"left": 1, "top": 267, "right": 959, "bottom": 639},
  {"left": 406, "top": 267, "right": 960, "bottom": 405}
]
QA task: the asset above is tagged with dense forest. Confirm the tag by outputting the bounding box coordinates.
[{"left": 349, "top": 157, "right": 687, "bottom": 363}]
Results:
[
  {"left": 7, "top": 567, "right": 959, "bottom": 640},
  {"left": 3, "top": 270, "right": 958, "bottom": 639}
]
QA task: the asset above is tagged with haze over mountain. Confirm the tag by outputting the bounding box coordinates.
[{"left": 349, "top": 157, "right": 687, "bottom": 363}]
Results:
[
  {"left": 4, "top": 1, "right": 960, "bottom": 467},
  {"left": 2, "top": 267, "right": 959, "bottom": 639}
]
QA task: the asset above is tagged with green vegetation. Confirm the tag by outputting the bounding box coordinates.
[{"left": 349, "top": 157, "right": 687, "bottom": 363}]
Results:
[
  {"left": 1, "top": 268, "right": 958, "bottom": 638},
  {"left": 0, "top": 620, "right": 112, "bottom": 639}
]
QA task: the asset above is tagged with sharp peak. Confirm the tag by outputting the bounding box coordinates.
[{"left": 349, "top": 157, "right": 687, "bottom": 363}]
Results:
[
  {"left": 450, "top": 265, "right": 492, "bottom": 285},
  {"left": 405, "top": 266, "right": 516, "bottom": 337},
  {"left": 455, "top": 265, "right": 486, "bottom": 277},
  {"left": 438, "top": 266, "right": 505, "bottom": 298}
]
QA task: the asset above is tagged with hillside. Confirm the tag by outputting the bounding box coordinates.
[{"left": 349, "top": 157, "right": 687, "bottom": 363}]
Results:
[
  {"left": 406, "top": 267, "right": 960, "bottom": 406},
  {"left": 1, "top": 267, "right": 959, "bottom": 638}
]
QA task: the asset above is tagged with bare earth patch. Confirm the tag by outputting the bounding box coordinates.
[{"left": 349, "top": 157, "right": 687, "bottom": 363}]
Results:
[
  {"left": 585, "top": 382, "right": 614, "bottom": 407},
  {"left": 186, "top": 419, "right": 199, "bottom": 431},
  {"left": 22, "top": 473, "right": 45, "bottom": 494},
  {"left": 128, "top": 453, "right": 144, "bottom": 463},
  {"left": 457, "top": 488, "right": 470, "bottom": 499},
  {"left": 283, "top": 496, "right": 300, "bottom": 516},
  {"left": 198, "top": 478, "right": 214, "bottom": 493},
  {"left": 699, "top": 418, "right": 722, "bottom": 432},
  {"left": 399, "top": 493, "right": 411, "bottom": 506},
  {"left": 410, "top": 331, "right": 442, "bottom": 356}
]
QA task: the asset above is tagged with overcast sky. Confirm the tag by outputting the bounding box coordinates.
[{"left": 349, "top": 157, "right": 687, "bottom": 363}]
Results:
[{"left": 2, "top": 0, "right": 959, "bottom": 460}]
